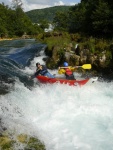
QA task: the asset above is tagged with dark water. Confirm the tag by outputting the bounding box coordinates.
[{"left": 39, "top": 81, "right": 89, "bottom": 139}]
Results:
[{"left": 0, "top": 39, "right": 46, "bottom": 94}]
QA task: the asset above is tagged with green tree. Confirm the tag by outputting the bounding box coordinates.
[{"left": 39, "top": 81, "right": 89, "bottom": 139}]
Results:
[
  {"left": 66, "top": 0, "right": 113, "bottom": 37},
  {"left": 0, "top": 3, "right": 9, "bottom": 37},
  {"left": 0, "top": 2, "right": 38, "bottom": 37},
  {"left": 53, "top": 11, "right": 69, "bottom": 31},
  {"left": 91, "top": 0, "right": 113, "bottom": 37},
  {"left": 68, "top": 3, "right": 86, "bottom": 33},
  {"left": 39, "top": 20, "right": 49, "bottom": 31}
]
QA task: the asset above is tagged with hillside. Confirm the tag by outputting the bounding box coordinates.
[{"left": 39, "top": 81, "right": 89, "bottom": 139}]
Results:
[{"left": 25, "top": 6, "right": 72, "bottom": 23}]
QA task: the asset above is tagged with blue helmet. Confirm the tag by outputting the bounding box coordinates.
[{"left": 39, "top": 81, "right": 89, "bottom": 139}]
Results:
[{"left": 63, "top": 62, "right": 68, "bottom": 67}]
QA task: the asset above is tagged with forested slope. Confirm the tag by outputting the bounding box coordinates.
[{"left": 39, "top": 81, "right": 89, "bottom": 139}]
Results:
[{"left": 26, "top": 6, "right": 71, "bottom": 23}]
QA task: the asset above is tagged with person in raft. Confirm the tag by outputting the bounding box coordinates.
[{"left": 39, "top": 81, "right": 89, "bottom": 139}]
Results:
[
  {"left": 30, "top": 62, "right": 55, "bottom": 79},
  {"left": 59, "top": 62, "right": 76, "bottom": 80}
]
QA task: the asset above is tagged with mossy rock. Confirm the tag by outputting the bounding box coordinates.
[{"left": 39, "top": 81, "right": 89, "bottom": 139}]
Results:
[
  {"left": 17, "top": 134, "right": 46, "bottom": 150},
  {"left": 46, "top": 58, "right": 58, "bottom": 69},
  {"left": 0, "top": 136, "right": 14, "bottom": 150},
  {"left": 25, "top": 137, "right": 46, "bottom": 150},
  {"left": 17, "top": 134, "right": 28, "bottom": 143},
  {"left": 45, "top": 46, "right": 53, "bottom": 57},
  {"left": 0, "top": 132, "right": 46, "bottom": 150}
]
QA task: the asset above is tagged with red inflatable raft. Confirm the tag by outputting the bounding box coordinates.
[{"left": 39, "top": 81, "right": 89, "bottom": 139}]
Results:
[{"left": 36, "top": 75, "right": 97, "bottom": 86}]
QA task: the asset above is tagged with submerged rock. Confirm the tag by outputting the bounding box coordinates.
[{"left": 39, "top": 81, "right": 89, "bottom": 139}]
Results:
[{"left": 0, "top": 131, "right": 46, "bottom": 150}]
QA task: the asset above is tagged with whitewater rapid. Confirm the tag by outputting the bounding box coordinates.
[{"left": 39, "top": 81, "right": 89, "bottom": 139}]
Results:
[{"left": 1, "top": 50, "right": 113, "bottom": 150}]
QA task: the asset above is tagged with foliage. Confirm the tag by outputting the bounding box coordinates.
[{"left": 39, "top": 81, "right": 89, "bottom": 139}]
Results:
[
  {"left": 39, "top": 19, "right": 49, "bottom": 31},
  {"left": 53, "top": 11, "right": 69, "bottom": 31},
  {"left": 68, "top": 3, "right": 87, "bottom": 33},
  {"left": 75, "top": 37, "right": 110, "bottom": 54},
  {"left": 52, "top": 0, "right": 113, "bottom": 38},
  {"left": 91, "top": 1, "right": 112, "bottom": 36},
  {"left": 57, "top": 48, "right": 65, "bottom": 58},
  {"left": 26, "top": 6, "right": 71, "bottom": 23},
  {"left": 0, "top": 3, "right": 41, "bottom": 38},
  {"left": 1, "top": 0, "right": 113, "bottom": 39},
  {"left": 43, "top": 32, "right": 71, "bottom": 50},
  {"left": 70, "top": 33, "right": 83, "bottom": 42},
  {"left": 95, "top": 39, "right": 109, "bottom": 52}
]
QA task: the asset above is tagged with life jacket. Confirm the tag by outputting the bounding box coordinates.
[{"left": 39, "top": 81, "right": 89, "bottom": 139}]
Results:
[
  {"left": 35, "top": 65, "right": 48, "bottom": 76},
  {"left": 39, "top": 65, "right": 48, "bottom": 75},
  {"left": 65, "top": 68, "right": 73, "bottom": 76}
]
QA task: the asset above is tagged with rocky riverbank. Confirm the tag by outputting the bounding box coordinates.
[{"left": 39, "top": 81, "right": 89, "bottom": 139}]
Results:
[{"left": 37, "top": 32, "right": 113, "bottom": 80}]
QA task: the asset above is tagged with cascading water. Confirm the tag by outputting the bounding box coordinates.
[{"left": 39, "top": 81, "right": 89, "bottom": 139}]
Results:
[{"left": 0, "top": 39, "right": 113, "bottom": 150}]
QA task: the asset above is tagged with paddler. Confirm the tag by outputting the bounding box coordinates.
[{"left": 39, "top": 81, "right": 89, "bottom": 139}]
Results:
[
  {"left": 29, "top": 62, "right": 55, "bottom": 79},
  {"left": 58, "top": 62, "right": 77, "bottom": 80}
]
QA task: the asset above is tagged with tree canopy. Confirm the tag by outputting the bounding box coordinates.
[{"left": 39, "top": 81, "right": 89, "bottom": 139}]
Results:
[
  {"left": 26, "top": 6, "right": 71, "bottom": 23},
  {"left": 0, "top": 2, "right": 44, "bottom": 38},
  {"left": 53, "top": 0, "right": 113, "bottom": 38},
  {"left": 1, "top": 0, "right": 113, "bottom": 38}
]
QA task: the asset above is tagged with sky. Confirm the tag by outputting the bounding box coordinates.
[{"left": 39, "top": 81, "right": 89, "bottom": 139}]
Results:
[{"left": 0, "top": 0, "right": 80, "bottom": 12}]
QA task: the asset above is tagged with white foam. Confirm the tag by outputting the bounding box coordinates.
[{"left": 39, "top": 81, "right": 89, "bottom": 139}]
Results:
[
  {"left": 1, "top": 79, "right": 113, "bottom": 150},
  {"left": 1, "top": 50, "right": 113, "bottom": 150}
]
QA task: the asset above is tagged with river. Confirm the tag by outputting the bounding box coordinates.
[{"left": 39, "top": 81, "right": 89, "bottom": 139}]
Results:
[{"left": 0, "top": 39, "right": 113, "bottom": 150}]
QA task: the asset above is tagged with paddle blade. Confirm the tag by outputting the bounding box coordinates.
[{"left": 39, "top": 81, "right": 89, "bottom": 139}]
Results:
[{"left": 81, "top": 64, "right": 92, "bottom": 69}]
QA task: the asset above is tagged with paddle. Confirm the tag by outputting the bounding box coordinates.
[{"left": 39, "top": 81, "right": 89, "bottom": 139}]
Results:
[
  {"left": 59, "top": 64, "right": 92, "bottom": 70},
  {"left": 76, "top": 64, "right": 92, "bottom": 69}
]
